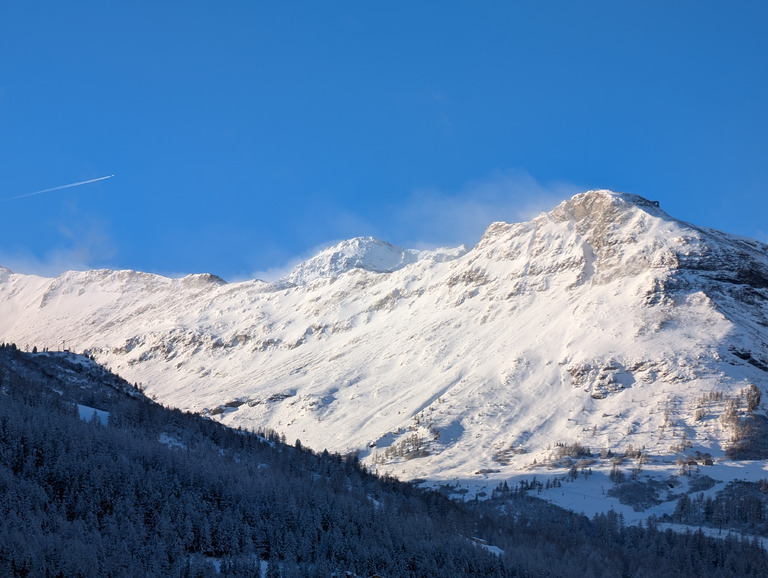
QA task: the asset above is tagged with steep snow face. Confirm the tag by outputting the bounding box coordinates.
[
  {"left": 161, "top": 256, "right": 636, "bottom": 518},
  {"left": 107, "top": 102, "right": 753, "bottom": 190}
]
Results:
[{"left": 1, "top": 190, "right": 767, "bottom": 482}]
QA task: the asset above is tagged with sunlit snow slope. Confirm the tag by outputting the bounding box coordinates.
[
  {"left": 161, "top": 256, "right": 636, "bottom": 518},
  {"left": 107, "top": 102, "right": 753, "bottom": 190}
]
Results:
[{"left": 2, "top": 191, "right": 768, "bottom": 480}]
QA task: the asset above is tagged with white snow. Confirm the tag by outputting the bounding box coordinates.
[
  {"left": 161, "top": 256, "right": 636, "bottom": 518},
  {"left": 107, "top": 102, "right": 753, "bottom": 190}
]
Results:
[
  {"left": 158, "top": 432, "right": 187, "bottom": 450},
  {"left": 3, "top": 190, "right": 768, "bottom": 523},
  {"left": 77, "top": 404, "right": 109, "bottom": 426},
  {"left": 283, "top": 236, "right": 466, "bottom": 286}
]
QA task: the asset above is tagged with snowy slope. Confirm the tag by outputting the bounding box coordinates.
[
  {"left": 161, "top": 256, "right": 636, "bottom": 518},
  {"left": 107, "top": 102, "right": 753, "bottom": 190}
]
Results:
[{"left": 2, "top": 190, "right": 768, "bottom": 484}]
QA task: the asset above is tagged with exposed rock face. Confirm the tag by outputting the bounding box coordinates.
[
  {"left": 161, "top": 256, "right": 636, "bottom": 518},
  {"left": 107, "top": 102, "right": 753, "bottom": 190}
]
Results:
[{"left": 1, "top": 190, "right": 768, "bottom": 479}]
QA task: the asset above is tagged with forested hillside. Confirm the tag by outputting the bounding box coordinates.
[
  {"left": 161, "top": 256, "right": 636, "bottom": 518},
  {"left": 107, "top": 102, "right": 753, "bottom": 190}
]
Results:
[{"left": 1, "top": 345, "right": 767, "bottom": 577}]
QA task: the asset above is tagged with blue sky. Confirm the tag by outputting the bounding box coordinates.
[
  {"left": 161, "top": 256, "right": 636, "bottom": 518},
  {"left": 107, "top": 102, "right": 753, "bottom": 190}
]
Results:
[{"left": 1, "top": 2, "right": 767, "bottom": 280}]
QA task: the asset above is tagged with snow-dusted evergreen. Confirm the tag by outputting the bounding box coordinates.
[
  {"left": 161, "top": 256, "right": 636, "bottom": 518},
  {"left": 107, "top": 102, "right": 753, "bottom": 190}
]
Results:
[
  {"left": 6, "top": 346, "right": 768, "bottom": 576},
  {"left": 2, "top": 190, "right": 768, "bottom": 485}
]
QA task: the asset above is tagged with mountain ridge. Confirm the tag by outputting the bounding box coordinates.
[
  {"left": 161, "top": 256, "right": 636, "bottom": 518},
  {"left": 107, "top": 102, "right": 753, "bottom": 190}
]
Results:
[{"left": 1, "top": 189, "right": 767, "bottom": 482}]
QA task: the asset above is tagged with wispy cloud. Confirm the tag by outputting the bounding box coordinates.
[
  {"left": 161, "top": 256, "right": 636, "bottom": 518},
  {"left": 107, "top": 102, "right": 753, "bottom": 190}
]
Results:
[
  {"left": 754, "top": 230, "right": 768, "bottom": 246},
  {"left": 0, "top": 217, "right": 116, "bottom": 277},
  {"left": 250, "top": 237, "right": 350, "bottom": 283},
  {"left": 252, "top": 169, "right": 583, "bottom": 281},
  {"left": 3, "top": 169, "right": 581, "bottom": 280},
  {"left": 250, "top": 260, "right": 301, "bottom": 284},
  {"left": 392, "top": 169, "right": 582, "bottom": 249},
  {"left": 0, "top": 248, "right": 90, "bottom": 278}
]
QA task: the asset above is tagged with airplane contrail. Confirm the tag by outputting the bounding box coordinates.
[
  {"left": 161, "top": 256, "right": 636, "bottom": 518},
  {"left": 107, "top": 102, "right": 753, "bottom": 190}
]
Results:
[{"left": 3, "top": 174, "right": 114, "bottom": 201}]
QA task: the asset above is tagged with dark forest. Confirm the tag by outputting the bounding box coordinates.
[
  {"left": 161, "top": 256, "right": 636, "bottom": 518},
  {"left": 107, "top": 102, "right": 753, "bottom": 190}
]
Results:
[{"left": 1, "top": 344, "right": 767, "bottom": 577}]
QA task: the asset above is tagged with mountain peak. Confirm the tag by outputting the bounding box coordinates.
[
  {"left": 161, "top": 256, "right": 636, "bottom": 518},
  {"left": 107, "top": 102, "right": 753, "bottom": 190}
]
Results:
[
  {"left": 3, "top": 190, "right": 768, "bottom": 484},
  {"left": 179, "top": 272, "right": 228, "bottom": 287},
  {"left": 570, "top": 189, "right": 661, "bottom": 207},
  {"left": 550, "top": 189, "right": 665, "bottom": 223},
  {"left": 476, "top": 190, "right": 671, "bottom": 270},
  {"left": 283, "top": 236, "right": 465, "bottom": 286}
]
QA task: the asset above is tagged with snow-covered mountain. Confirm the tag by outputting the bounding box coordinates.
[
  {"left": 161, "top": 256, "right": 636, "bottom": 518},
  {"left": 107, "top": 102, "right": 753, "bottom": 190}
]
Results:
[
  {"left": 2, "top": 190, "right": 768, "bottom": 483},
  {"left": 284, "top": 236, "right": 466, "bottom": 286}
]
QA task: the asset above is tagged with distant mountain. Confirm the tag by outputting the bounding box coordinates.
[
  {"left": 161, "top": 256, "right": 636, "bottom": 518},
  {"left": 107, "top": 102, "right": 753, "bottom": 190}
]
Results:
[{"left": 2, "top": 190, "right": 768, "bottom": 482}]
